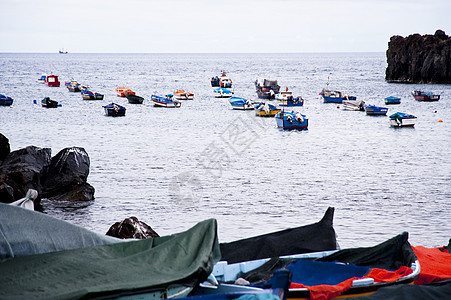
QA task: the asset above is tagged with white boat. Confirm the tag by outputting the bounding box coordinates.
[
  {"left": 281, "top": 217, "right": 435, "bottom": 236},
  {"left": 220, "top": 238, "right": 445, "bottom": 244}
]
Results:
[
  {"left": 389, "top": 112, "right": 417, "bottom": 127},
  {"left": 342, "top": 99, "right": 366, "bottom": 111},
  {"left": 213, "top": 88, "right": 234, "bottom": 98}
]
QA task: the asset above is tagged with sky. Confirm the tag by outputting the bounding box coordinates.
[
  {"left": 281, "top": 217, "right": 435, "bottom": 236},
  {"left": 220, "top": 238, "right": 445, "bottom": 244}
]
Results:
[{"left": 1, "top": 0, "right": 450, "bottom": 53}]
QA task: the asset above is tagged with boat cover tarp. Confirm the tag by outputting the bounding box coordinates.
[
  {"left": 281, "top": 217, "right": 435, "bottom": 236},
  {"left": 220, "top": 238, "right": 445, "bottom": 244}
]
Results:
[
  {"left": 351, "top": 279, "right": 451, "bottom": 300},
  {"left": 0, "top": 207, "right": 220, "bottom": 299},
  {"left": 219, "top": 207, "right": 338, "bottom": 264},
  {"left": 412, "top": 241, "right": 451, "bottom": 285},
  {"left": 0, "top": 203, "right": 121, "bottom": 259}
]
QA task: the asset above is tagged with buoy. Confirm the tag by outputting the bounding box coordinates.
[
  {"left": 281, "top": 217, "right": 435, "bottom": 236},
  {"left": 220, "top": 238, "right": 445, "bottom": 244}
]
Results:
[
  {"left": 438, "top": 119, "right": 443, "bottom": 122},
  {"left": 433, "top": 110, "right": 437, "bottom": 113}
]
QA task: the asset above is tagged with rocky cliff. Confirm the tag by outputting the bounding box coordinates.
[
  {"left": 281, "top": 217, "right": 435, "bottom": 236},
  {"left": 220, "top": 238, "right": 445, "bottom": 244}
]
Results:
[{"left": 385, "top": 30, "right": 451, "bottom": 83}]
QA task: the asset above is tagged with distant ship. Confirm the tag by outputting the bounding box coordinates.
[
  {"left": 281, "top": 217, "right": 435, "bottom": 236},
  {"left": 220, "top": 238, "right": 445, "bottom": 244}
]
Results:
[{"left": 59, "top": 48, "right": 68, "bottom": 54}]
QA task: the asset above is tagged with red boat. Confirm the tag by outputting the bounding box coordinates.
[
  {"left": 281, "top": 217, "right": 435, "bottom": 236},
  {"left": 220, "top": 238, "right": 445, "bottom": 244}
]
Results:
[
  {"left": 45, "top": 75, "right": 61, "bottom": 87},
  {"left": 411, "top": 90, "right": 440, "bottom": 101}
]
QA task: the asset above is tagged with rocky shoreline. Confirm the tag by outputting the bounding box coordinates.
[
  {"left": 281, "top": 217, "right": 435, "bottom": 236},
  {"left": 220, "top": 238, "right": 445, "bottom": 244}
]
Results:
[{"left": 386, "top": 29, "right": 451, "bottom": 84}]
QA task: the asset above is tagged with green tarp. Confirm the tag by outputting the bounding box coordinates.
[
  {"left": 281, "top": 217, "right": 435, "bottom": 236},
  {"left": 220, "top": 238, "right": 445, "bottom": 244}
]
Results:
[{"left": 0, "top": 217, "right": 220, "bottom": 300}]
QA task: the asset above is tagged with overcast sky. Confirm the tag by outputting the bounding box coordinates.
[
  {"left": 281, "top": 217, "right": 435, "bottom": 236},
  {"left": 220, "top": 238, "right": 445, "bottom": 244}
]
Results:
[{"left": 1, "top": 0, "right": 449, "bottom": 53}]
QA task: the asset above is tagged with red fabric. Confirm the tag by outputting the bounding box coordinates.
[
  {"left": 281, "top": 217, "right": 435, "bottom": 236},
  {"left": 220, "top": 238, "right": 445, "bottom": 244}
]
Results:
[
  {"left": 412, "top": 245, "right": 451, "bottom": 285},
  {"left": 289, "top": 266, "right": 413, "bottom": 300}
]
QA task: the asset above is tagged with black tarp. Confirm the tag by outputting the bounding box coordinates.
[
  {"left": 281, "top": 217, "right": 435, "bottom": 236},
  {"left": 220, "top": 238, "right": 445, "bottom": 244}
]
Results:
[{"left": 219, "top": 207, "right": 338, "bottom": 264}]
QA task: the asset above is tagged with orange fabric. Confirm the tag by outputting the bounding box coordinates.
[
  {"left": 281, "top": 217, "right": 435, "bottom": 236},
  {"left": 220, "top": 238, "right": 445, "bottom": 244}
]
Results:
[
  {"left": 412, "top": 245, "right": 451, "bottom": 285},
  {"left": 289, "top": 266, "right": 413, "bottom": 300}
]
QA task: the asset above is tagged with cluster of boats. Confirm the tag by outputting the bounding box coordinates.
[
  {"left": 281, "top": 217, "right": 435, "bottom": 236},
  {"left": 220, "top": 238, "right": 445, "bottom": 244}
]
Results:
[{"left": 2, "top": 200, "right": 450, "bottom": 300}]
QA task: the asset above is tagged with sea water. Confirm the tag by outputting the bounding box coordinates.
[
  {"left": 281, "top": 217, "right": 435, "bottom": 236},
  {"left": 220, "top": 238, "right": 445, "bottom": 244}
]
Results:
[{"left": 0, "top": 53, "right": 450, "bottom": 248}]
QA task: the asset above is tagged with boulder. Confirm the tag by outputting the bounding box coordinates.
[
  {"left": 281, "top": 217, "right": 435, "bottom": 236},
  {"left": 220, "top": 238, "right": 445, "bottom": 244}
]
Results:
[
  {"left": 0, "top": 146, "right": 51, "bottom": 204},
  {"left": 0, "top": 133, "right": 10, "bottom": 161},
  {"left": 386, "top": 30, "right": 451, "bottom": 83},
  {"left": 106, "top": 217, "right": 160, "bottom": 239},
  {"left": 41, "top": 147, "right": 95, "bottom": 201}
]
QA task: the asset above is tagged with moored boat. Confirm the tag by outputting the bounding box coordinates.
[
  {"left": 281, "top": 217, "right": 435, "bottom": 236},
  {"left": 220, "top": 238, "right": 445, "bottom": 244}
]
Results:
[
  {"left": 0, "top": 94, "right": 14, "bottom": 106},
  {"left": 41, "top": 97, "right": 59, "bottom": 108},
  {"left": 213, "top": 88, "right": 234, "bottom": 98},
  {"left": 320, "top": 88, "right": 356, "bottom": 103},
  {"left": 103, "top": 102, "right": 126, "bottom": 116},
  {"left": 151, "top": 94, "right": 181, "bottom": 108},
  {"left": 389, "top": 112, "right": 417, "bottom": 127},
  {"left": 275, "top": 89, "right": 305, "bottom": 106},
  {"left": 37, "top": 73, "right": 47, "bottom": 83},
  {"left": 365, "top": 105, "right": 388, "bottom": 115},
  {"left": 211, "top": 71, "right": 232, "bottom": 88},
  {"left": 411, "top": 90, "right": 440, "bottom": 101},
  {"left": 384, "top": 96, "right": 401, "bottom": 105},
  {"left": 228, "top": 97, "right": 254, "bottom": 110},
  {"left": 65, "top": 80, "right": 81, "bottom": 92},
  {"left": 44, "top": 74, "right": 60, "bottom": 87},
  {"left": 254, "top": 102, "right": 281, "bottom": 117},
  {"left": 94, "top": 92, "right": 104, "bottom": 100},
  {"left": 255, "top": 78, "right": 280, "bottom": 99},
  {"left": 126, "top": 94, "right": 144, "bottom": 104},
  {"left": 342, "top": 99, "right": 366, "bottom": 111},
  {"left": 174, "top": 89, "right": 194, "bottom": 100},
  {"left": 81, "top": 90, "right": 95, "bottom": 100},
  {"left": 275, "top": 110, "right": 308, "bottom": 130},
  {"left": 116, "top": 87, "right": 135, "bottom": 97}
]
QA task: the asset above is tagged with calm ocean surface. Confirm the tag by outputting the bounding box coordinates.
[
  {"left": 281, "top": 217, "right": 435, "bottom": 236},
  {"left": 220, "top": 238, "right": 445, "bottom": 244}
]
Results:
[{"left": 0, "top": 53, "right": 450, "bottom": 248}]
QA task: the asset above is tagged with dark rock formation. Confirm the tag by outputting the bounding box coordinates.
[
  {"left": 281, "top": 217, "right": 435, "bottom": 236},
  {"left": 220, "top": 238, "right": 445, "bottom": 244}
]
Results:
[
  {"left": 0, "top": 136, "right": 95, "bottom": 205},
  {"left": 41, "top": 147, "right": 95, "bottom": 201},
  {"left": 106, "top": 217, "right": 160, "bottom": 239},
  {"left": 386, "top": 30, "right": 451, "bottom": 83},
  {"left": 0, "top": 133, "right": 10, "bottom": 161}
]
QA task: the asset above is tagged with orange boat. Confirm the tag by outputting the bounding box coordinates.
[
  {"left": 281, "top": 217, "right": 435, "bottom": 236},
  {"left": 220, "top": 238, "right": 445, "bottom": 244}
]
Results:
[
  {"left": 174, "top": 89, "right": 194, "bottom": 100},
  {"left": 116, "top": 87, "right": 135, "bottom": 97}
]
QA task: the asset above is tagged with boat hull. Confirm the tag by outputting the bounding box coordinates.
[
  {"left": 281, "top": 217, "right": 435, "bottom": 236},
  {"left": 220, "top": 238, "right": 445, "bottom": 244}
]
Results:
[
  {"left": 126, "top": 94, "right": 144, "bottom": 104},
  {"left": 277, "top": 98, "right": 304, "bottom": 107},
  {"left": 213, "top": 88, "right": 233, "bottom": 98},
  {"left": 390, "top": 118, "right": 416, "bottom": 127},
  {"left": 0, "top": 96, "right": 13, "bottom": 106},
  {"left": 229, "top": 97, "right": 254, "bottom": 110},
  {"left": 275, "top": 112, "right": 308, "bottom": 130},
  {"left": 412, "top": 91, "right": 440, "bottom": 101},
  {"left": 365, "top": 106, "right": 388, "bottom": 115},
  {"left": 103, "top": 103, "right": 126, "bottom": 116},
  {"left": 384, "top": 97, "right": 401, "bottom": 105},
  {"left": 255, "top": 109, "right": 280, "bottom": 117}
]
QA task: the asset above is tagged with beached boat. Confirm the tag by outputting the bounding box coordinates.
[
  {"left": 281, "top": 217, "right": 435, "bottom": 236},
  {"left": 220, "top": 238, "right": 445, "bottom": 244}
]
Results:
[
  {"left": 212, "top": 232, "right": 420, "bottom": 299},
  {"left": 384, "top": 96, "right": 401, "bottom": 105},
  {"left": 389, "top": 112, "right": 417, "bottom": 127},
  {"left": 37, "top": 73, "right": 47, "bottom": 83},
  {"left": 342, "top": 99, "right": 366, "bottom": 111},
  {"left": 254, "top": 102, "right": 281, "bottom": 117},
  {"left": 211, "top": 71, "right": 232, "bottom": 88},
  {"left": 103, "top": 102, "right": 126, "bottom": 116},
  {"left": 116, "top": 87, "right": 135, "bottom": 97},
  {"left": 365, "top": 105, "right": 388, "bottom": 116},
  {"left": 275, "top": 111, "right": 308, "bottom": 130},
  {"left": 44, "top": 74, "right": 60, "bottom": 87},
  {"left": 411, "top": 90, "right": 440, "bottom": 101},
  {"left": 0, "top": 94, "right": 14, "bottom": 106},
  {"left": 228, "top": 97, "right": 254, "bottom": 110},
  {"left": 174, "top": 89, "right": 194, "bottom": 100},
  {"left": 41, "top": 97, "right": 59, "bottom": 108},
  {"left": 0, "top": 204, "right": 220, "bottom": 300},
  {"left": 320, "top": 88, "right": 356, "bottom": 103},
  {"left": 213, "top": 88, "right": 234, "bottom": 98},
  {"left": 126, "top": 94, "right": 144, "bottom": 104},
  {"left": 151, "top": 94, "right": 181, "bottom": 108},
  {"left": 255, "top": 78, "right": 280, "bottom": 99}
]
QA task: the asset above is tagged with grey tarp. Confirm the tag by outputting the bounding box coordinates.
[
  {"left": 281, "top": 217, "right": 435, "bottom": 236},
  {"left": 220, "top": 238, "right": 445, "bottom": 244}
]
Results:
[
  {"left": 0, "top": 206, "right": 220, "bottom": 300},
  {"left": 0, "top": 203, "right": 121, "bottom": 259}
]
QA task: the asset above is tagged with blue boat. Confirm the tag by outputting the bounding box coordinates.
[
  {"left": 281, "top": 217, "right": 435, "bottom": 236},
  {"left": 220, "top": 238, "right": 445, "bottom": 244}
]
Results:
[
  {"left": 275, "top": 111, "right": 308, "bottom": 130},
  {"left": 151, "top": 94, "right": 181, "bottom": 108},
  {"left": 320, "top": 89, "right": 356, "bottom": 104},
  {"left": 365, "top": 105, "right": 388, "bottom": 116},
  {"left": 103, "top": 102, "right": 126, "bottom": 116},
  {"left": 213, "top": 88, "right": 234, "bottom": 98},
  {"left": 389, "top": 112, "right": 417, "bottom": 127},
  {"left": 384, "top": 96, "right": 401, "bottom": 105},
  {"left": 81, "top": 90, "right": 95, "bottom": 100},
  {"left": 37, "top": 73, "right": 47, "bottom": 83},
  {"left": 229, "top": 97, "right": 254, "bottom": 110},
  {"left": 0, "top": 94, "right": 13, "bottom": 106}
]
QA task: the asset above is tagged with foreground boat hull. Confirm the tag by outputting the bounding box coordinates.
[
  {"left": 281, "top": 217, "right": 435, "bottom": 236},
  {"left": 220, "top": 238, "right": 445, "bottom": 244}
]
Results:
[{"left": 275, "top": 111, "right": 308, "bottom": 130}]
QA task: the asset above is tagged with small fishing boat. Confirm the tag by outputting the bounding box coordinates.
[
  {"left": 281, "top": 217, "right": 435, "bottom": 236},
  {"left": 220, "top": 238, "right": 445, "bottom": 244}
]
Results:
[
  {"left": 174, "top": 89, "right": 194, "bottom": 100},
  {"left": 389, "top": 112, "right": 417, "bottom": 127},
  {"left": 213, "top": 88, "right": 234, "bottom": 98},
  {"left": 228, "top": 97, "right": 254, "bottom": 110},
  {"left": 254, "top": 102, "right": 281, "bottom": 117},
  {"left": 81, "top": 90, "right": 95, "bottom": 100},
  {"left": 275, "top": 111, "right": 308, "bottom": 130},
  {"left": 151, "top": 94, "right": 181, "bottom": 108},
  {"left": 44, "top": 75, "right": 60, "bottom": 87},
  {"left": 211, "top": 71, "right": 232, "bottom": 88},
  {"left": 255, "top": 78, "right": 280, "bottom": 99},
  {"left": 116, "top": 87, "right": 135, "bottom": 97},
  {"left": 0, "top": 94, "right": 14, "bottom": 106},
  {"left": 411, "top": 90, "right": 440, "bottom": 101},
  {"left": 37, "top": 74, "right": 47, "bottom": 83},
  {"left": 320, "top": 88, "right": 356, "bottom": 103},
  {"left": 384, "top": 96, "right": 401, "bottom": 105},
  {"left": 126, "top": 94, "right": 144, "bottom": 104},
  {"left": 342, "top": 99, "right": 366, "bottom": 111},
  {"left": 365, "top": 105, "right": 388, "bottom": 115},
  {"left": 41, "top": 97, "right": 59, "bottom": 108},
  {"left": 103, "top": 102, "right": 126, "bottom": 116},
  {"left": 65, "top": 80, "right": 81, "bottom": 92},
  {"left": 275, "top": 90, "right": 304, "bottom": 107}
]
